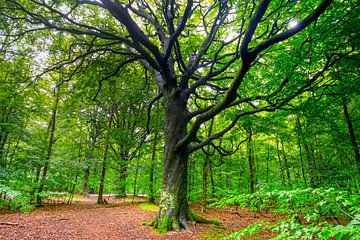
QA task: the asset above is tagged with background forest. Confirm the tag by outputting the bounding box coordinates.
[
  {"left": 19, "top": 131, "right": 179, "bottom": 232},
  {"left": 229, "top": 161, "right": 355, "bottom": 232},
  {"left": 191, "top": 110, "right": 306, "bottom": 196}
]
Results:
[{"left": 0, "top": 0, "right": 360, "bottom": 239}]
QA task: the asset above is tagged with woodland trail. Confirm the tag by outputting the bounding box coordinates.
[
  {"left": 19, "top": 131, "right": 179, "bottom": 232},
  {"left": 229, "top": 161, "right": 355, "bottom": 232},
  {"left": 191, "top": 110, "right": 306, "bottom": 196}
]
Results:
[{"left": 0, "top": 196, "right": 278, "bottom": 239}]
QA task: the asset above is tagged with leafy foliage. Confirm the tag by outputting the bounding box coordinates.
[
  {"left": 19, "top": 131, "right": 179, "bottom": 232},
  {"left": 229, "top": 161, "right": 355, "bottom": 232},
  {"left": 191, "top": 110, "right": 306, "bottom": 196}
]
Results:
[
  {"left": 214, "top": 188, "right": 360, "bottom": 239},
  {"left": 0, "top": 184, "right": 35, "bottom": 212}
]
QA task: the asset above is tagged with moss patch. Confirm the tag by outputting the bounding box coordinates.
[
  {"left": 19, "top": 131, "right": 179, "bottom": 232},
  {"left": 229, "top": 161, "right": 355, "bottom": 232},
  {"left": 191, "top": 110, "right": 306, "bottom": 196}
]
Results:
[
  {"left": 138, "top": 203, "right": 159, "bottom": 212},
  {"left": 191, "top": 210, "right": 221, "bottom": 226},
  {"left": 198, "top": 226, "right": 229, "bottom": 240},
  {"left": 157, "top": 216, "right": 173, "bottom": 233}
]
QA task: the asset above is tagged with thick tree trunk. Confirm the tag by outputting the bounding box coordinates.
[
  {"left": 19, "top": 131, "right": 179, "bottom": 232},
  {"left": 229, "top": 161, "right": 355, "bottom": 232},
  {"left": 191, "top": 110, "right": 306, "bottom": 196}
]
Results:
[
  {"left": 343, "top": 102, "right": 360, "bottom": 174},
  {"left": 153, "top": 89, "right": 190, "bottom": 232}
]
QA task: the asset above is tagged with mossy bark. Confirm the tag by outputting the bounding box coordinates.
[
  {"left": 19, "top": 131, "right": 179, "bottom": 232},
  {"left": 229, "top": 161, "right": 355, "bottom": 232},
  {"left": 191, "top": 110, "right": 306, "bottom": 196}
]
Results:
[
  {"left": 152, "top": 88, "right": 190, "bottom": 231},
  {"left": 150, "top": 84, "right": 221, "bottom": 232}
]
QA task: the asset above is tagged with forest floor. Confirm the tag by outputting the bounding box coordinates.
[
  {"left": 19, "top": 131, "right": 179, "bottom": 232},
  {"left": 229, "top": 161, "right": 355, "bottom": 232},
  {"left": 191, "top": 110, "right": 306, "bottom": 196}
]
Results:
[{"left": 0, "top": 195, "right": 279, "bottom": 240}]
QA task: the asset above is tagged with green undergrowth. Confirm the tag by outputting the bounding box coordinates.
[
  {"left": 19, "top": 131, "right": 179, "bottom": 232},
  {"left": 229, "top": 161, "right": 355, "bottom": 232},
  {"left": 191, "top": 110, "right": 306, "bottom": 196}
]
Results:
[
  {"left": 0, "top": 184, "right": 35, "bottom": 212},
  {"left": 212, "top": 187, "right": 360, "bottom": 239},
  {"left": 198, "top": 225, "right": 229, "bottom": 240},
  {"left": 0, "top": 184, "right": 72, "bottom": 212},
  {"left": 138, "top": 202, "right": 159, "bottom": 212}
]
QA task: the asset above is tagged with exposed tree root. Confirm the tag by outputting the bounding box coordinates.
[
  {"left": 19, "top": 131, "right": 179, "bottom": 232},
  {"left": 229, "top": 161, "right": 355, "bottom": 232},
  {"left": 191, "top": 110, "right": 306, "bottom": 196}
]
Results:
[
  {"left": 190, "top": 210, "right": 221, "bottom": 226},
  {"left": 142, "top": 209, "right": 221, "bottom": 233}
]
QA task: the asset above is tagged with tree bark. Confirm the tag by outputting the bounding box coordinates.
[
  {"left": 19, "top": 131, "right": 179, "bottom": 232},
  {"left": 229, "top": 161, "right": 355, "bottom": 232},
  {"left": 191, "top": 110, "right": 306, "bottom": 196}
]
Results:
[
  {"left": 83, "top": 119, "right": 97, "bottom": 195},
  {"left": 276, "top": 134, "right": 286, "bottom": 187},
  {"left": 133, "top": 158, "right": 140, "bottom": 197},
  {"left": 153, "top": 89, "right": 190, "bottom": 231},
  {"left": 295, "top": 116, "right": 307, "bottom": 186},
  {"left": 97, "top": 142, "right": 109, "bottom": 204},
  {"left": 247, "top": 128, "right": 255, "bottom": 194},
  {"left": 209, "top": 161, "right": 215, "bottom": 197},
  {"left": 97, "top": 105, "right": 115, "bottom": 204},
  {"left": 148, "top": 131, "right": 158, "bottom": 203},
  {"left": 304, "top": 143, "right": 316, "bottom": 188},
  {"left": 82, "top": 166, "right": 90, "bottom": 194},
  {"left": 281, "top": 141, "right": 292, "bottom": 186},
  {"left": 201, "top": 118, "right": 214, "bottom": 206},
  {"left": 266, "top": 140, "right": 270, "bottom": 183},
  {"left": 343, "top": 102, "right": 360, "bottom": 174},
  {"left": 36, "top": 86, "right": 60, "bottom": 206},
  {"left": 218, "top": 164, "right": 223, "bottom": 197}
]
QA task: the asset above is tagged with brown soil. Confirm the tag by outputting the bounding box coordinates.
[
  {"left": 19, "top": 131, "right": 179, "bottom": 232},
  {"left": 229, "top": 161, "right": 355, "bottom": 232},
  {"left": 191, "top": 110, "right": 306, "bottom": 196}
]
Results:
[{"left": 0, "top": 196, "right": 279, "bottom": 240}]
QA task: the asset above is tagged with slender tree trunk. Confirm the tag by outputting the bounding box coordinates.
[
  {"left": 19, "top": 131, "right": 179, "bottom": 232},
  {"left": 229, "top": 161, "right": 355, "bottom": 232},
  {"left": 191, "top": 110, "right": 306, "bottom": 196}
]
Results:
[
  {"left": 34, "top": 166, "right": 42, "bottom": 186},
  {"left": 315, "top": 136, "right": 324, "bottom": 184},
  {"left": 209, "top": 161, "right": 215, "bottom": 197},
  {"left": 4, "top": 136, "right": 20, "bottom": 168},
  {"left": 281, "top": 141, "right": 292, "bottom": 186},
  {"left": 153, "top": 90, "right": 190, "bottom": 231},
  {"left": 276, "top": 135, "right": 286, "bottom": 186},
  {"left": 68, "top": 175, "right": 78, "bottom": 204},
  {"left": 304, "top": 143, "right": 316, "bottom": 188},
  {"left": 97, "top": 106, "right": 115, "bottom": 204},
  {"left": 201, "top": 118, "right": 214, "bottom": 206},
  {"left": 343, "top": 102, "right": 360, "bottom": 174},
  {"left": 149, "top": 131, "right": 158, "bottom": 203},
  {"left": 82, "top": 166, "right": 90, "bottom": 194},
  {"left": 1, "top": 134, "right": 11, "bottom": 168},
  {"left": 218, "top": 164, "right": 223, "bottom": 197},
  {"left": 0, "top": 106, "right": 12, "bottom": 165},
  {"left": 97, "top": 138, "right": 109, "bottom": 204},
  {"left": 247, "top": 129, "right": 255, "bottom": 194},
  {"left": 133, "top": 158, "right": 140, "bottom": 197},
  {"left": 83, "top": 122, "right": 97, "bottom": 194},
  {"left": 266, "top": 140, "right": 270, "bottom": 183},
  {"left": 188, "top": 157, "right": 193, "bottom": 197},
  {"left": 36, "top": 86, "right": 60, "bottom": 206},
  {"left": 310, "top": 144, "right": 318, "bottom": 186},
  {"left": 296, "top": 117, "right": 307, "bottom": 186},
  {"left": 201, "top": 154, "right": 210, "bottom": 204},
  {"left": 0, "top": 131, "right": 9, "bottom": 167}
]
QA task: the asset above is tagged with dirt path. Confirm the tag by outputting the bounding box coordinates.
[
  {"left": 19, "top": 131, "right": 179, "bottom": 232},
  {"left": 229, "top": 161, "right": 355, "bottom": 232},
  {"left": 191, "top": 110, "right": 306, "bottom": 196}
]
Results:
[{"left": 0, "top": 196, "right": 278, "bottom": 239}]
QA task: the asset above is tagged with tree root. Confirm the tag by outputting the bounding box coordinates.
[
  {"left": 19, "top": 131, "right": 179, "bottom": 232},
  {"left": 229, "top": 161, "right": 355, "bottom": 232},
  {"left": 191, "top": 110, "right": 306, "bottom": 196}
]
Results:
[
  {"left": 190, "top": 210, "right": 221, "bottom": 227},
  {"left": 142, "top": 209, "right": 221, "bottom": 233}
]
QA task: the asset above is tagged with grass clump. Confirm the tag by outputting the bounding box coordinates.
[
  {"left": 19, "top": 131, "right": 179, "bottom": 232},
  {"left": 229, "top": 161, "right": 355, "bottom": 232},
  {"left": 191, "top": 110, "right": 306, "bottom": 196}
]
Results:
[{"left": 138, "top": 202, "right": 159, "bottom": 212}]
